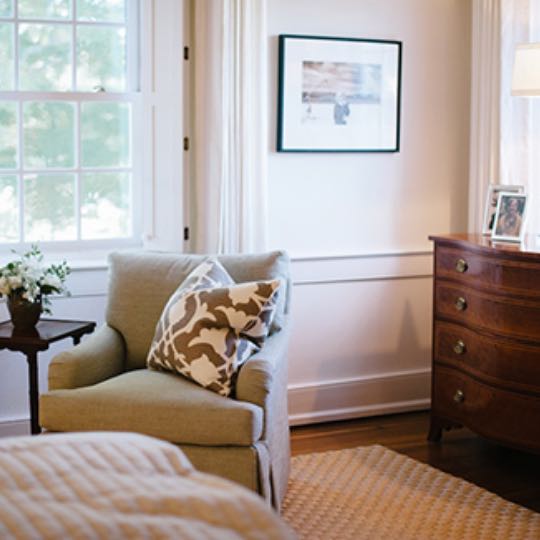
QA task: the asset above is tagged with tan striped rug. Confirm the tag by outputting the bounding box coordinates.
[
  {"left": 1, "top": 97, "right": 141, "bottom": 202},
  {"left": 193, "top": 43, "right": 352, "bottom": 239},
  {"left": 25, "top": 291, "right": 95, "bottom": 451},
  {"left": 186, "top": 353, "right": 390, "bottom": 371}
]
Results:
[{"left": 282, "top": 445, "right": 540, "bottom": 540}]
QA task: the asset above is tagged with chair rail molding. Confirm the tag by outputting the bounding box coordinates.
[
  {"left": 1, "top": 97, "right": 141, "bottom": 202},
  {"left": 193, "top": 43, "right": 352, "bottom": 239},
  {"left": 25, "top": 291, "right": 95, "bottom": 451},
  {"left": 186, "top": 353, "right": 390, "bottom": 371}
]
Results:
[{"left": 290, "top": 249, "right": 433, "bottom": 285}]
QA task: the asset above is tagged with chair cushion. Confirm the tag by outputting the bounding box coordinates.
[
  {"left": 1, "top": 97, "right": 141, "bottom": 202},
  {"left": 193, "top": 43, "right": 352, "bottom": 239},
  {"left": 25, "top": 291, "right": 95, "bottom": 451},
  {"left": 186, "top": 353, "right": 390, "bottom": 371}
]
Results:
[
  {"left": 40, "top": 369, "right": 264, "bottom": 445},
  {"left": 106, "top": 250, "right": 290, "bottom": 370}
]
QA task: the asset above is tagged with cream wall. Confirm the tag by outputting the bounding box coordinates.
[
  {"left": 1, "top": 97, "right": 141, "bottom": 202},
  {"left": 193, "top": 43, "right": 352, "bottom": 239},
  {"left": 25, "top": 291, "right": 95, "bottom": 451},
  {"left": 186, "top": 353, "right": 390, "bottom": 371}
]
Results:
[
  {"left": 0, "top": 0, "right": 471, "bottom": 435},
  {"left": 267, "top": 0, "right": 472, "bottom": 423}
]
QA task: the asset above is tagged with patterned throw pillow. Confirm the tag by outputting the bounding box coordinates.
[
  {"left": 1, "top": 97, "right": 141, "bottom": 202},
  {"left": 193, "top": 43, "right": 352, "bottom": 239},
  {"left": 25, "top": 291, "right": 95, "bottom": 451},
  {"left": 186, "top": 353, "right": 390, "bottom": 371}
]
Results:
[
  {"left": 175, "top": 257, "right": 235, "bottom": 293},
  {"left": 147, "top": 259, "right": 281, "bottom": 397}
]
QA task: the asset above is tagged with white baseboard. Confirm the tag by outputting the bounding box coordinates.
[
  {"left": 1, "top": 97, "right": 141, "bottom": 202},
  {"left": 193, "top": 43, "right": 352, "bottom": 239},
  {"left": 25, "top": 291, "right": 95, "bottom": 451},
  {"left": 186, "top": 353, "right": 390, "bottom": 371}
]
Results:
[
  {"left": 288, "top": 368, "right": 431, "bottom": 426},
  {"left": 0, "top": 418, "right": 30, "bottom": 438}
]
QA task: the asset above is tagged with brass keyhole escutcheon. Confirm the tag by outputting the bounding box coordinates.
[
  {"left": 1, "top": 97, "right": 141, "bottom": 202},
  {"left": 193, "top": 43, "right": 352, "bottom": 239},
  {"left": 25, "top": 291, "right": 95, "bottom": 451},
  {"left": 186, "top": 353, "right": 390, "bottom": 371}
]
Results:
[
  {"left": 455, "top": 297, "right": 467, "bottom": 311},
  {"left": 453, "top": 340, "right": 466, "bottom": 355},
  {"left": 453, "top": 389, "right": 465, "bottom": 403},
  {"left": 455, "top": 258, "right": 468, "bottom": 273}
]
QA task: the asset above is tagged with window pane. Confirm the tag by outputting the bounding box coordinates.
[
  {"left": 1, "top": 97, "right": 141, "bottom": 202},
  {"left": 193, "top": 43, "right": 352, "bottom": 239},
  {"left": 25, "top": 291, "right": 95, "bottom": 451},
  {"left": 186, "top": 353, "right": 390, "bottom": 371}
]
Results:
[
  {"left": 19, "top": 24, "right": 72, "bottom": 91},
  {"left": 76, "top": 0, "right": 125, "bottom": 22},
  {"left": 0, "top": 175, "right": 18, "bottom": 242},
  {"left": 24, "top": 174, "right": 75, "bottom": 241},
  {"left": 0, "top": 102, "right": 17, "bottom": 169},
  {"left": 23, "top": 102, "right": 75, "bottom": 168},
  {"left": 0, "top": 0, "right": 12, "bottom": 18},
  {"left": 18, "top": 0, "right": 71, "bottom": 20},
  {"left": 81, "top": 172, "right": 130, "bottom": 238},
  {"left": 0, "top": 24, "right": 14, "bottom": 90},
  {"left": 81, "top": 102, "right": 130, "bottom": 167},
  {"left": 77, "top": 26, "right": 126, "bottom": 92}
]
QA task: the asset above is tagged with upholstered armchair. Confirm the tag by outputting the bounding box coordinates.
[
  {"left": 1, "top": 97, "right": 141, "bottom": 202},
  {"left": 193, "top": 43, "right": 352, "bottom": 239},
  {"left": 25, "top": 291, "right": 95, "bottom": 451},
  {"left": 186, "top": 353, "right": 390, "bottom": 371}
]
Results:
[{"left": 40, "top": 250, "right": 291, "bottom": 510}]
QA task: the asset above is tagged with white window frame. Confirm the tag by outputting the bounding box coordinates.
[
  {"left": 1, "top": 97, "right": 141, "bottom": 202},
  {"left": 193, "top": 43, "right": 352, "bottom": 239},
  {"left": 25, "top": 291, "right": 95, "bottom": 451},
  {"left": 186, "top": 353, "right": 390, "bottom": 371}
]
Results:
[
  {"left": 0, "top": 0, "right": 144, "bottom": 258},
  {"left": 139, "top": 0, "right": 187, "bottom": 254}
]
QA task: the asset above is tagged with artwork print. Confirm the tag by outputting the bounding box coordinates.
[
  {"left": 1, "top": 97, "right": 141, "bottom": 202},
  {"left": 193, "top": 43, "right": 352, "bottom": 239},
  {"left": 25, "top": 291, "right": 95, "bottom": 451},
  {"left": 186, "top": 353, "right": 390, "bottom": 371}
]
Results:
[
  {"left": 491, "top": 192, "right": 528, "bottom": 243},
  {"left": 301, "top": 61, "right": 382, "bottom": 126},
  {"left": 482, "top": 184, "right": 524, "bottom": 235},
  {"left": 277, "top": 35, "right": 402, "bottom": 152}
]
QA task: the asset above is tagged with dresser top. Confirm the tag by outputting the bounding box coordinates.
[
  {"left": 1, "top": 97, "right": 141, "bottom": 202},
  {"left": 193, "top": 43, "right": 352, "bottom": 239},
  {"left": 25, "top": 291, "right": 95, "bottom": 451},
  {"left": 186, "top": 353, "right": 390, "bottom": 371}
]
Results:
[{"left": 429, "top": 233, "right": 540, "bottom": 260}]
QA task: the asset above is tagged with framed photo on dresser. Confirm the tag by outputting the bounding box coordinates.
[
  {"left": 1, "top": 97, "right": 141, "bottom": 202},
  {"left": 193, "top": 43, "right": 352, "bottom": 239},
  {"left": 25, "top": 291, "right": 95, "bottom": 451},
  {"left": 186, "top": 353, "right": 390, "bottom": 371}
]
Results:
[
  {"left": 491, "top": 192, "right": 528, "bottom": 243},
  {"left": 482, "top": 184, "right": 524, "bottom": 235}
]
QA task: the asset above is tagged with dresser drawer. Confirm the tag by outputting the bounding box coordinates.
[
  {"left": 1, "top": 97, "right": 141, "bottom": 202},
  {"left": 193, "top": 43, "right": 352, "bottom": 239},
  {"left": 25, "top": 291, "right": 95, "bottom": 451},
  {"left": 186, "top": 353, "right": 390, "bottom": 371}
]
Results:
[
  {"left": 435, "top": 245, "right": 540, "bottom": 299},
  {"left": 435, "top": 282, "right": 540, "bottom": 341},
  {"left": 432, "top": 366, "right": 540, "bottom": 451},
  {"left": 434, "top": 321, "right": 540, "bottom": 392}
]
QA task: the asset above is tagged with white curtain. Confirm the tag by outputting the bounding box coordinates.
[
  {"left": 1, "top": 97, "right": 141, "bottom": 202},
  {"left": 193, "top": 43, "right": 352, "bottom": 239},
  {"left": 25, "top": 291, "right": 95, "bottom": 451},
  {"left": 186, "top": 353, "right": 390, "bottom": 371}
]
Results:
[
  {"left": 470, "top": 0, "right": 540, "bottom": 236},
  {"left": 192, "top": 0, "right": 268, "bottom": 254},
  {"left": 500, "top": 0, "right": 540, "bottom": 237},
  {"left": 468, "top": 0, "right": 502, "bottom": 233}
]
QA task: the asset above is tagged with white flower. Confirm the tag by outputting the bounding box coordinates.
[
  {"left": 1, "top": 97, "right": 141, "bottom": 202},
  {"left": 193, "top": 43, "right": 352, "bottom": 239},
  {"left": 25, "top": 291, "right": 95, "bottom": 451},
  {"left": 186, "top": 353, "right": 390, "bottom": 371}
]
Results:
[
  {"left": 23, "top": 262, "right": 44, "bottom": 281},
  {"left": 0, "top": 276, "right": 10, "bottom": 296},
  {"left": 0, "top": 246, "right": 70, "bottom": 313},
  {"left": 42, "top": 274, "right": 62, "bottom": 289},
  {"left": 8, "top": 275, "right": 22, "bottom": 289}
]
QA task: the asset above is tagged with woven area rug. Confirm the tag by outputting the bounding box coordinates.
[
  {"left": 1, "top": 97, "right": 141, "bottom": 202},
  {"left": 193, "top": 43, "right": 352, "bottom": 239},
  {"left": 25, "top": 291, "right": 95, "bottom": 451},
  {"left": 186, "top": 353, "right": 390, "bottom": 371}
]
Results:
[{"left": 282, "top": 445, "right": 540, "bottom": 540}]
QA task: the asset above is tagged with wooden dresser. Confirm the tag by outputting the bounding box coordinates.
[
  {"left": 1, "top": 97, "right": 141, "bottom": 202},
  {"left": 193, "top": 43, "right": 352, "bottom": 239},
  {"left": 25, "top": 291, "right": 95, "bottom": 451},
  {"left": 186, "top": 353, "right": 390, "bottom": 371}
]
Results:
[{"left": 428, "top": 234, "right": 540, "bottom": 452}]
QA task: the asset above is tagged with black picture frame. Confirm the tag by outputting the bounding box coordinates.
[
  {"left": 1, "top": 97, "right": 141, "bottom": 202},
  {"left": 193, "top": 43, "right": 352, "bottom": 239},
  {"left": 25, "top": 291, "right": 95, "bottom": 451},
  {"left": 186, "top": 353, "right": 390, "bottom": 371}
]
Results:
[{"left": 277, "top": 34, "right": 402, "bottom": 153}]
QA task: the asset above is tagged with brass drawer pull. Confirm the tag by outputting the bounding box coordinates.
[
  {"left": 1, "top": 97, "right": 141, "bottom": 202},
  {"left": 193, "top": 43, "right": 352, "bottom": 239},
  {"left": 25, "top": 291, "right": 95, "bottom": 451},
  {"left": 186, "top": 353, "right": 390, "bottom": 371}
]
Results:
[
  {"left": 453, "top": 340, "right": 466, "bottom": 355},
  {"left": 453, "top": 389, "right": 465, "bottom": 403},
  {"left": 455, "top": 297, "right": 467, "bottom": 311},
  {"left": 455, "top": 258, "right": 468, "bottom": 273}
]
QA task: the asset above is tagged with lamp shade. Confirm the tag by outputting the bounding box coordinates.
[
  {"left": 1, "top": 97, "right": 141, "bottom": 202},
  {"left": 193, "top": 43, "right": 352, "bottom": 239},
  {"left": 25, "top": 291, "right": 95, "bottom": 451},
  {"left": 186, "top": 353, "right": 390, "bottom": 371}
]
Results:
[{"left": 512, "top": 43, "right": 540, "bottom": 96}]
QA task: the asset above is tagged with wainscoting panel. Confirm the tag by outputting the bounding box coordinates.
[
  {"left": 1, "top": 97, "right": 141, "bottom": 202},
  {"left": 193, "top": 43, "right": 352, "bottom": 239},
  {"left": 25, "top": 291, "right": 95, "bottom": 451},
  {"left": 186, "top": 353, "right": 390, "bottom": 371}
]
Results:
[
  {"left": 0, "top": 251, "right": 434, "bottom": 434},
  {"left": 288, "top": 370, "right": 431, "bottom": 426},
  {"left": 288, "top": 251, "right": 434, "bottom": 424}
]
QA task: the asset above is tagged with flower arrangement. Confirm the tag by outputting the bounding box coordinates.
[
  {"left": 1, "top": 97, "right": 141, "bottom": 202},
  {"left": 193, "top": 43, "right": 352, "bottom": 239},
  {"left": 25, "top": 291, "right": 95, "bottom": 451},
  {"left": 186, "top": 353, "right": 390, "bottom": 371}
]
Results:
[{"left": 0, "top": 245, "right": 70, "bottom": 315}]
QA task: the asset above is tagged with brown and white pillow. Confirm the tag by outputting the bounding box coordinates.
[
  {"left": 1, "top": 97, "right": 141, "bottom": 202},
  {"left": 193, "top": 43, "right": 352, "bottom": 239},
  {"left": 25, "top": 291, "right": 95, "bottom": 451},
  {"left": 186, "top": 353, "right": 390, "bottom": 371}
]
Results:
[
  {"left": 147, "top": 258, "right": 234, "bottom": 352},
  {"left": 177, "top": 257, "right": 235, "bottom": 293},
  {"left": 147, "top": 259, "right": 281, "bottom": 397}
]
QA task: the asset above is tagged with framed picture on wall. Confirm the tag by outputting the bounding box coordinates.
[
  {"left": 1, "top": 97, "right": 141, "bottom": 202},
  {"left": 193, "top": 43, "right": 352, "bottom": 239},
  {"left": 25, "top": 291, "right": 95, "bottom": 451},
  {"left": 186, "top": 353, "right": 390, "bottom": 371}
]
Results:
[
  {"left": 482, "top": 184, "right": 524, "bottom": 235},
  {"left": 491, "top": 192, "right": 528, "bottom": 243},
  {"left": 277, "top": 34, "right": 402, "bottom": 152}
]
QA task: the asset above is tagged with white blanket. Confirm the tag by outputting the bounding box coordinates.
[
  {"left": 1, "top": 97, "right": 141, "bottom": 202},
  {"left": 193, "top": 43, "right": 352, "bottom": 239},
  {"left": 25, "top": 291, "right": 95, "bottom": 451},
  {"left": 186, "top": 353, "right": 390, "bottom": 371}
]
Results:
[{"left": 0, "top": 432, "right": 294, "bottom": 540}]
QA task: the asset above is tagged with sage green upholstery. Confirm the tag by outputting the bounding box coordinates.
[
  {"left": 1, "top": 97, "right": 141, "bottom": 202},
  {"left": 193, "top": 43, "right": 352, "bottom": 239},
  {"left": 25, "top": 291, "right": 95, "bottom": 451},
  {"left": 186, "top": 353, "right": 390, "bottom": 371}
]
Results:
[
  {"left": 40, "top": 250, "right": 292, "bottom": 510},
  {"left": 106, "top": 251, "right": 289, "bottom": 371}
]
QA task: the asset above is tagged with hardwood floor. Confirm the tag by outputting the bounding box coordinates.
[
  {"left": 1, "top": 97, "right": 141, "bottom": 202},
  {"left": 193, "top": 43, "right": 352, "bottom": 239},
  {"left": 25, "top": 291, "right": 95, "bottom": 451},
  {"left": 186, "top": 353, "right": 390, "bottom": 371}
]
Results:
[{"left": 290, "top": 411, "right": 540, "bottom": 513}]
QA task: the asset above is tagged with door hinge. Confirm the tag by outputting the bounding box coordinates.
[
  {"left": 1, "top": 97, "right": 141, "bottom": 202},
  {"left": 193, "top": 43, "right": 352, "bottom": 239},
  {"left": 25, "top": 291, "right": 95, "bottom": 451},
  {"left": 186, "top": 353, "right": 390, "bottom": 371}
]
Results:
[
  {"left": 184, "top": 46, "right": 189, "bottom": 60},
  {"left": 183, "top": 227, "right": 190, "bottom": 241},
  {"left": 183, "top": 137, "right": 189, "bottom": 151}
]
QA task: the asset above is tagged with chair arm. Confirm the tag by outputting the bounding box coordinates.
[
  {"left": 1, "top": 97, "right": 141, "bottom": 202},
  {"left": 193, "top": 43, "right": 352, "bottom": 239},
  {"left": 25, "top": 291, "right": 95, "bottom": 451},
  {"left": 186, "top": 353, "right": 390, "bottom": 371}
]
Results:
[
  {"left": 48, "top": 324, "right": 125, "bottom": 390},
  {"left": 236, "top": 324, "right": 291, "bottom": 409}
]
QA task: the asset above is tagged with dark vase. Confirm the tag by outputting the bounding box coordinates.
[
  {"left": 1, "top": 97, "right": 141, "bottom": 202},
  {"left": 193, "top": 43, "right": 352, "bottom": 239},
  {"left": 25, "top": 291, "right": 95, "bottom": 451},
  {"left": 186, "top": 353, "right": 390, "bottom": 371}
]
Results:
[{"left": 7, "top": 294, "right": 42, "bottom": 330}]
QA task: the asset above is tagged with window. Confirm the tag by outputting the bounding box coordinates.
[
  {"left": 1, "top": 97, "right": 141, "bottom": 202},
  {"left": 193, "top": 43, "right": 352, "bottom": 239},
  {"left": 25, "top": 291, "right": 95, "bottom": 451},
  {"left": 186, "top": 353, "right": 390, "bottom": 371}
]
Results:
[{"left": 0, "top": 0, "right": 140, "bottom": 249}]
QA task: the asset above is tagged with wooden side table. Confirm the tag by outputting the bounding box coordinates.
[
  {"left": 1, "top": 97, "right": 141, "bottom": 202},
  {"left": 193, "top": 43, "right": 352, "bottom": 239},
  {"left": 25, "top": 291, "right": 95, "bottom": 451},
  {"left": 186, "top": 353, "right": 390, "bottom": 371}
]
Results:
[{"left": 0, "top": 319, "right": 96, "bottom": 435}]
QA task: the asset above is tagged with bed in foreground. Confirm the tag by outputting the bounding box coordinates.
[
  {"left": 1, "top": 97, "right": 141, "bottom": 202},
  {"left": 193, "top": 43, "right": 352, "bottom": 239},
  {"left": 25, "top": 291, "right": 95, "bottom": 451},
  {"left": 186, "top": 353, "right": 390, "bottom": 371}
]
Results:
[{"left": 0, "top": 432, "right": 294, "bottom": 540}]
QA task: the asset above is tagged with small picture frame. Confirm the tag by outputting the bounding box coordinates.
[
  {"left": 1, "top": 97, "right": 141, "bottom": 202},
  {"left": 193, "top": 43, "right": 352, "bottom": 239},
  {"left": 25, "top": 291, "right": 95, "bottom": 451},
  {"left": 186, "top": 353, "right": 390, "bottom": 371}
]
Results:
[
  {"left": 482, "top": 184, "right": 524, "bottom": 235},
  {"left": 491, "top": 192, "right": 528, "bottom": 243}
]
